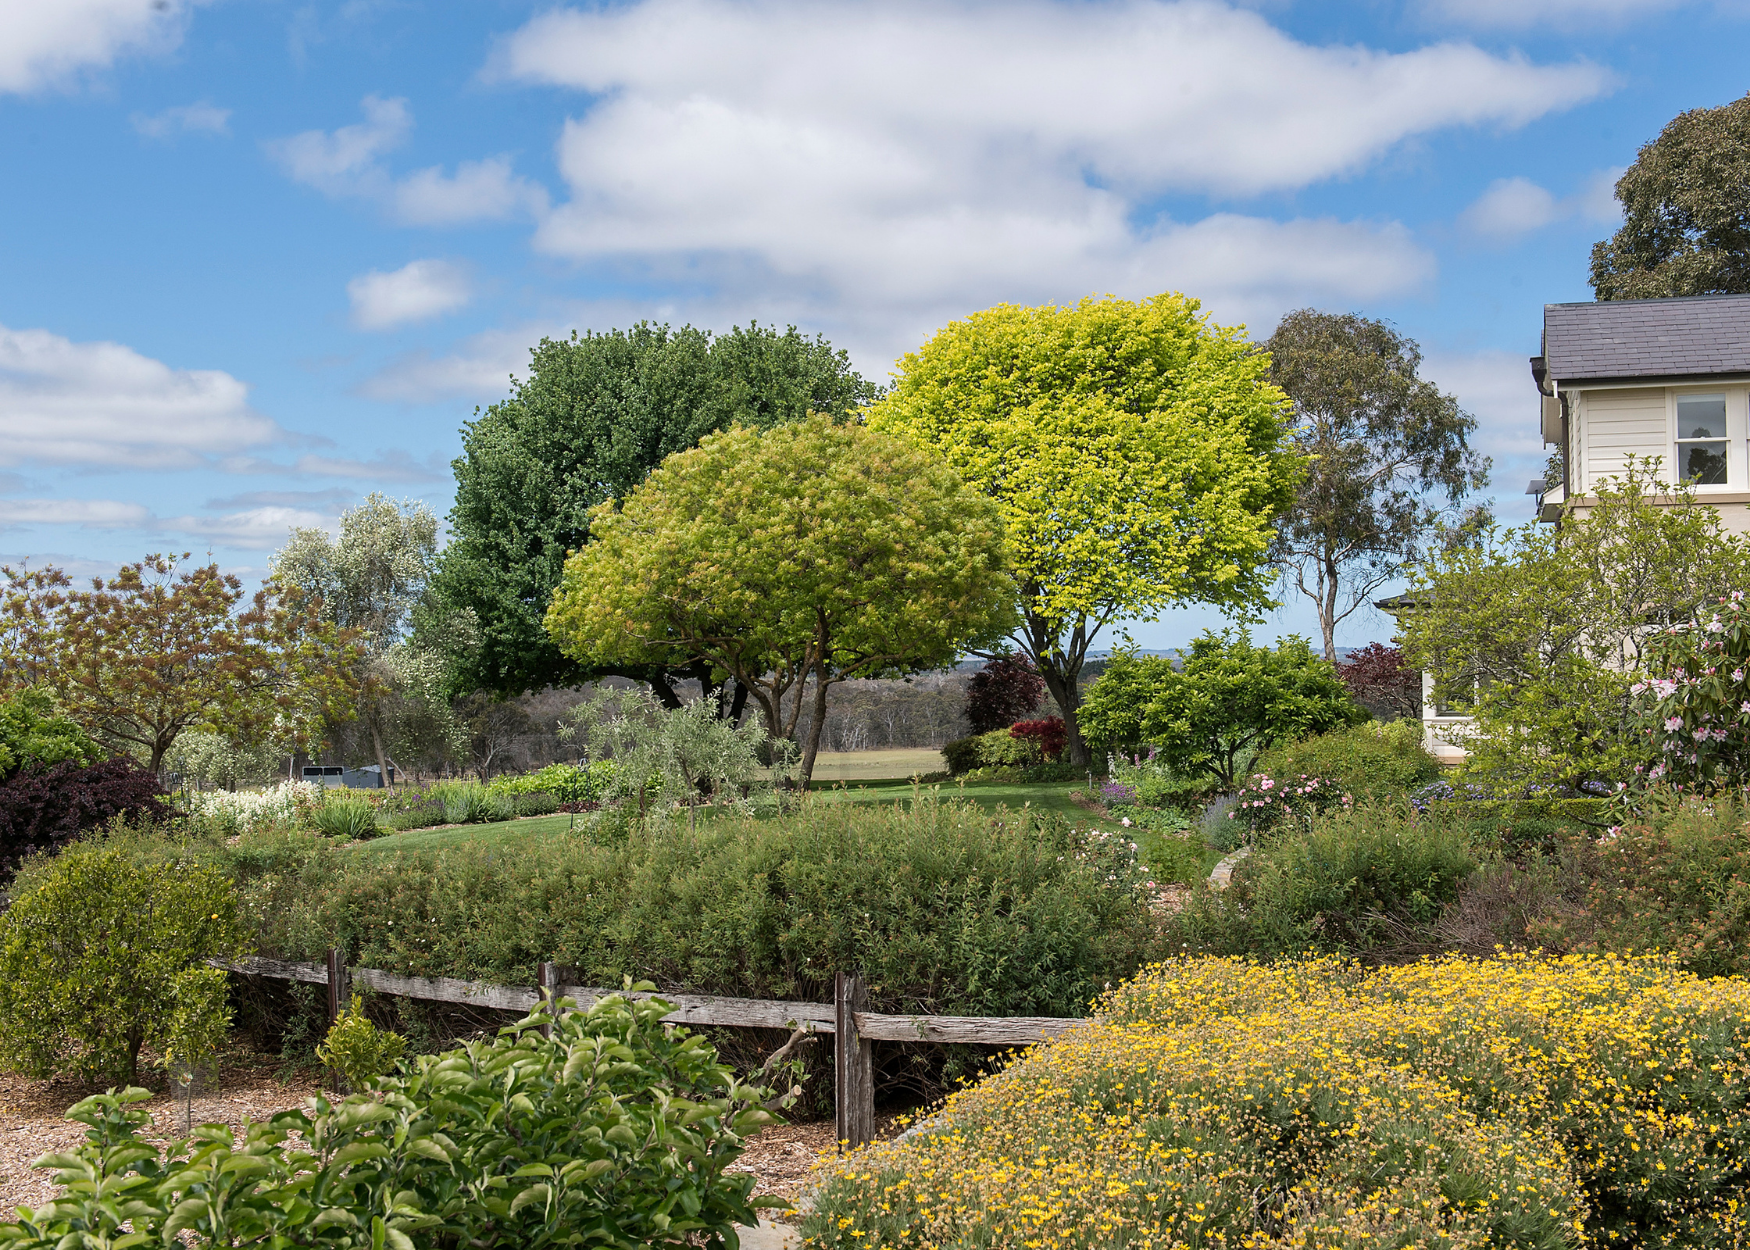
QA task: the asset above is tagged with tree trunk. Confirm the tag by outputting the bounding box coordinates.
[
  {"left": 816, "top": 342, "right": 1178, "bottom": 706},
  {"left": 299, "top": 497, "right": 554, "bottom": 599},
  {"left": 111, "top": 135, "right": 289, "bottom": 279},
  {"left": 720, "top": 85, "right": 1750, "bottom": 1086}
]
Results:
[
  {"left": 369, "top": 713, "right": 392, "bottom": 790},
  {"left": 1036, "top": 662, "right": 1090, "bottom": 769},
  {"left": 798, "top": 668, "right": 832, "bottom": 789}
]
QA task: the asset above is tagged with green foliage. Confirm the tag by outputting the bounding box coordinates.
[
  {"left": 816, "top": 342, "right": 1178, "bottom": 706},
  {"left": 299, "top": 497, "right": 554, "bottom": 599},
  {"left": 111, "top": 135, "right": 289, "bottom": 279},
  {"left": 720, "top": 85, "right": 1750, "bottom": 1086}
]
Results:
[
  {"left": 312, "top": 797, "right": 383, "bottom": 839},
  {"left": 1632, "top": 592, "right": 1750, "bottom": 794},
  {"left": 1403, "top": 466, "right": 1750, "bottom": 792},
  {"left": 867, "top": 293, "right": 1303, "bottom": 765},
  {"left": 161, "top": 966, "right": 233, "bottom": 1083},
  {"left": 1264, "top": 309, "right": 1489, "bottom": 659},
  {"left": 0, "top": 991, "right": 777, "bottom": 1249},
  {"left": 0, "top": 688, "right": 101, "bottom": 777},
  {"left": 1591, "top": 91, "right": 1750, "bottom": 299},
  {"left": 163, "top": 727, "right": 284, "bottom": 791},
  {"left": 559, "top": 689, "right": 789, "bottom": 825},
  {"left": 431, "top": 781, "right": 513, "bottom": 826},
  {"left": 317, "top": 995, "right": 407, "bottom": 1091},
  {"left": 487, "top": 762, "right": 616, "bottom": 806},
  {"left": 238, "top": 798, "right": 1162, "bottom": 1024},
  {"left": 940, "top": 734, "right": 983, "bottom": 775},
  {"left": 1080, "top": 633, "right": 1364, "bottom": 789},
  {"left": 1254, "top": 719, "right": 1440, "bottom": 800},
  {"left": 545, "top": 415, "right": 1016, "bottom": 783},
  {"left": 433, "top": 321, "right": 878, "bottom": 698},
  {"left": 0, "top": 845, "right": 250, "bottom": 1083},
  {"left": 1167, "top": 803, "right": 1477, "bottom": 958}
]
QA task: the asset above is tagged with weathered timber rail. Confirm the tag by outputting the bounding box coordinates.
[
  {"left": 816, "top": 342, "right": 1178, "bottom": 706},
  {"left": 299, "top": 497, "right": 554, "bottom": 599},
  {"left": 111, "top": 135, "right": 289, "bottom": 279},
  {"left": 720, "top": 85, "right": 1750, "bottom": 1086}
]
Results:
[{"left": 214, "top": 953, "right": 1085, "bottom": 1149}]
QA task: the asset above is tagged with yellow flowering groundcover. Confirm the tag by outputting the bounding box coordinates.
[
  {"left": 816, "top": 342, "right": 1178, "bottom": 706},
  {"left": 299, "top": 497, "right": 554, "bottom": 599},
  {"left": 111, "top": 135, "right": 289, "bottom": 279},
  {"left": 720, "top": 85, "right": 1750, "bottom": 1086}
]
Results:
[{"left": 805, "top": 953, "right": 1750, "bottom": 1249}]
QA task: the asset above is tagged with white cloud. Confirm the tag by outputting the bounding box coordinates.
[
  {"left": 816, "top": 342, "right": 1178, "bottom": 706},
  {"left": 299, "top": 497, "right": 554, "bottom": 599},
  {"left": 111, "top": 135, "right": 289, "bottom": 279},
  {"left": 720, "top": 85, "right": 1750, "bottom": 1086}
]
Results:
[
  {"left": 1421, "top": 349, "right": 1547, "bottom": 515},
  {"left": 0, "top": 0, "right": 191, "bottom": 94},
  {"left": 394, "top": 157, "right": 549, "bottom": 226},
  {"left": 132, "top": 100, "right": 231, "bottom": 140},
  {"left": 347, "top": 258, "right": 473, "bottom": 330},
  {"left": 0, "top": 499, "right": 151, "bottom": 529},
  {"left": 1459, "top": 167, "right": 1627, "bottom": 241},
  {"left": 0, "top": 323, "right": 283, "bottom": 469},
  {"left": 359, "top": 323, "right": 560, "bottom": 402},
  {"left": 270, "top": 97, "right": 547, "bottom": 225},
  {"left": 1419, "top": 0, "right": 1698, "bottom": 29},
  {"left": 290, "top": 450, "right": 447, "bottom": 482},
  {"left": 164, "top": 506, "right": 333, "bottom": 549},
  {"left": 1460, "top": 177, "right": 1562, "bottom": 238},
  {"left": 490, "top": 0, "right": 1609, "bottom": 346},
  {"left": 267, "top": 94, "right": 409, "bottom": 198}
]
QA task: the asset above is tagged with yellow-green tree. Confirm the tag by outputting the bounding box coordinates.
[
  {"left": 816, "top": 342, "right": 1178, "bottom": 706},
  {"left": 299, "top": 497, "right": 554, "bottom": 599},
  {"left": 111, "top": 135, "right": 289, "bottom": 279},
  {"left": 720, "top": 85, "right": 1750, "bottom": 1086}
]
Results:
[
  {"left": 867, "top": 293, "right": 1302, "bottom": 766},
  {"left": 543, "top": 415, "right": 1015, "bottom": 785}
]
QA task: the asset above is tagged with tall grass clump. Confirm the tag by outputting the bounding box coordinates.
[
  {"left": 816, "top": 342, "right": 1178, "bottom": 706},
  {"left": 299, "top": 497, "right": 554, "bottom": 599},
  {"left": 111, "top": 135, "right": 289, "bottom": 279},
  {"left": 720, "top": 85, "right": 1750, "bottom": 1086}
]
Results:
[{"left": 808, "top": 952, "right": 1750, "bottom": 1250}]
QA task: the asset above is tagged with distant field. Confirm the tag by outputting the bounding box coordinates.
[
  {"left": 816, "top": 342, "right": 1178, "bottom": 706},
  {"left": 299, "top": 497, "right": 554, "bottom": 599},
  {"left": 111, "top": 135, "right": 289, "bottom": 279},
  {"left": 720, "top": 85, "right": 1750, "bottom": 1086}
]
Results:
[{"left": 805, "top": 748, "right": 946, "bottom": 781}]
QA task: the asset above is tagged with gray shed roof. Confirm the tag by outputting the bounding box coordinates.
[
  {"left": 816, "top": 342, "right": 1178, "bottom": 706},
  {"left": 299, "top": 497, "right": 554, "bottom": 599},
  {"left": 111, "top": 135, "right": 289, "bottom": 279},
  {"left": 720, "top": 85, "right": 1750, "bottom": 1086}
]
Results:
[{"left": 1544, "top": 294, "right": 1750, "bottom": 383}]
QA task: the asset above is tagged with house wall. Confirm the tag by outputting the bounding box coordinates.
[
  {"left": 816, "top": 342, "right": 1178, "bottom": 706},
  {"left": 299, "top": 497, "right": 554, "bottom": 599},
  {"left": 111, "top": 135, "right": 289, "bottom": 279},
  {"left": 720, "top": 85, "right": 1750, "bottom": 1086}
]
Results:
[{"left": 1576, "top": 387, "right": 1665, "bottom": 489}]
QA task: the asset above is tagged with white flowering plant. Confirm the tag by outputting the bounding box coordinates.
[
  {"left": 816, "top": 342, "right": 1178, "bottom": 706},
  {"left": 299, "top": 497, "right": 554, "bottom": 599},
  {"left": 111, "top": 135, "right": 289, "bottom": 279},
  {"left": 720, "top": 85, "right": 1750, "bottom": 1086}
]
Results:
[
  {"left": 187, "top": 780, "right": 324, "bottom": 835},
  {"left": 1631, "top": 591, "right": 1750, "bottom": 796}
]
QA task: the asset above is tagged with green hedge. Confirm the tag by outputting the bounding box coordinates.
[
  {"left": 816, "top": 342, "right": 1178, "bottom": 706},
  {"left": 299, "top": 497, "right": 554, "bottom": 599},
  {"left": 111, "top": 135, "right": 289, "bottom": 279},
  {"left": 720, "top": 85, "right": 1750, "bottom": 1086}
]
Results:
[
  {"left": 941, "top": 728, "right": 1036, "bottom": 776},
  {"left": 235, "top": 799, "right": 1162, "bottom": 1021},
  {"left": 1253, "top": 719, "right": 1440, "bottom": 799}
]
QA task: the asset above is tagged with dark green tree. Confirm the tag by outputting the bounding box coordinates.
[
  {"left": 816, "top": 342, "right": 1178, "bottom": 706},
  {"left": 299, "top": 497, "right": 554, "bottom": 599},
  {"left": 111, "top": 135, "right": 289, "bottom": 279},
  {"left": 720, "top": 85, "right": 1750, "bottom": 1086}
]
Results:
[
  {"left": 1264, "top": 310, "right": 1490, "bottom": 661},
  {"left": 429, "top": 322, "right": 878, "bottom": 702},
  {"left": 1591, "top": 92, "right": 1750, "bottom": 299}
]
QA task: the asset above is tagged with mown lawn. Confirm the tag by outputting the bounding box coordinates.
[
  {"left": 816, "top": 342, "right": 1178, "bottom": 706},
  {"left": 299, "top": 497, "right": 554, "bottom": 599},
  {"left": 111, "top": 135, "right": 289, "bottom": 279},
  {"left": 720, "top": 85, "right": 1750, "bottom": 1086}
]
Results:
[{"left": 354, "top": 777, "right": 1094, "bottom": 854}]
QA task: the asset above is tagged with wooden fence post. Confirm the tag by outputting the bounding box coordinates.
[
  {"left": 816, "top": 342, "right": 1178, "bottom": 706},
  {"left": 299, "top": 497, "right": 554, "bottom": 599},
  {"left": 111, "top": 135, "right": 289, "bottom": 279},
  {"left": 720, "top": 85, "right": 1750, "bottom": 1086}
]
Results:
[
  {"left": 537, "top": 961, "right": 557, "bottom": 1040},
  {"left": 325, "top": 947, "right": 348, "bottom": 1024},
  {"left": 835, "top": 971, "right": 874, "bottom": 1151}
]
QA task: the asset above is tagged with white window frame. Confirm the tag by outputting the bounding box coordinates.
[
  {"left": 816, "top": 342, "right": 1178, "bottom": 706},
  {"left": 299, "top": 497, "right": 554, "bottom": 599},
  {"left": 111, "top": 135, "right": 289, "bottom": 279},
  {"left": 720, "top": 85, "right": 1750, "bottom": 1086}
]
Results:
[{"left": 1669, "top": 387, "right": 1744, "bottom": 490}]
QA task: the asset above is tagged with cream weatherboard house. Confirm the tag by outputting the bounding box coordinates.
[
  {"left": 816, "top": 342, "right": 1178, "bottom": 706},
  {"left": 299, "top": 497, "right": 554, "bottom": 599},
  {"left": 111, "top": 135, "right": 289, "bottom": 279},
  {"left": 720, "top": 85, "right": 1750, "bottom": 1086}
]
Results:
[{"left": 1384, "top": 292, "right": 1750, "bottom": 763}]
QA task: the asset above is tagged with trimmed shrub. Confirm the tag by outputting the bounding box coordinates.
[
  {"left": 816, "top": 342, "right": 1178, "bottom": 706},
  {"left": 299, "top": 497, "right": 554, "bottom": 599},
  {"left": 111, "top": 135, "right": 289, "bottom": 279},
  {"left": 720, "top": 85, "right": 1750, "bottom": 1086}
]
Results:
[
  {"left": 511, "top": 791, "right": 560, "bottom": 818},
  {"left": 1254, "top": 718, "right": 1440, "bottom": 800},
  {"left": 0, "top": 844, "right": 250, "bottom": 1083},
  {"left": 940, "top": 734, "right": 983, "bottom": 775},
  {"left": 487, "top": 761, "right": 616, "bottom": 806},
  {"left": 1168, "top": 802, "right": 1476, "bottom": 958},
  {"left": 807, "top": 953, "right": 1750, "bottom": 1250},
  {"left": 1009, "top": 716, "right": 1065, "bottom": 761},
  {"left": 1, "top": 991, "right": 779, "bottom": 1249},
  {"left": 238, "top": 798, "right": 1163, "bottom": 1023},
  {"left": 0, "top": 757, "right": 172, "bottom": 874},
  {"left": 317, "top": 994, "right": 407, "bottom": 1091}
]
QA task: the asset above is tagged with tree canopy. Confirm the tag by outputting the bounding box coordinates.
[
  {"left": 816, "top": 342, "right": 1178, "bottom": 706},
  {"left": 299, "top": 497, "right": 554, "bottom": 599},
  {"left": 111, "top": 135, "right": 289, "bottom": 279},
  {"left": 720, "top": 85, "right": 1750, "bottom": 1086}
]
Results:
[
  {"left": 1078, "top": 633, "right": 1363, "bottom": 790},
  {"left": 1264, "top": 310, "right": 1489, "bottom": 660},
  {"left": 0, "top": 554, "right": 358, "bottom": 773},
  {"left": 544, "top": 415, "right": 1016, "bottom": 784},
  {"left": 432, "top": 322, "right": 879, "bottom": 700},
  {"left": 866, "top": 293, "right": 1302, "bottom": 766},
  {"left": 1591, "top": 92, "right": 1750, "bottom": 299},
  {"left": 1400, "top": 464, "right": 1750, "bottom": 792}
]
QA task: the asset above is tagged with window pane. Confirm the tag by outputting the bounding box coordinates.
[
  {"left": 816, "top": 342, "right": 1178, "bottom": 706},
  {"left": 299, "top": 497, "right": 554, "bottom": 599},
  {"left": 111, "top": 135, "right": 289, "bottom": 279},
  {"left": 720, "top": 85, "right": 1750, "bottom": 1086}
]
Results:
[
  {"left": 1678, "top": 395, "right": 1728, "bottom": 439},
  {"left": 1684, "top": 441, "right": 1728, "bottom": 484}
]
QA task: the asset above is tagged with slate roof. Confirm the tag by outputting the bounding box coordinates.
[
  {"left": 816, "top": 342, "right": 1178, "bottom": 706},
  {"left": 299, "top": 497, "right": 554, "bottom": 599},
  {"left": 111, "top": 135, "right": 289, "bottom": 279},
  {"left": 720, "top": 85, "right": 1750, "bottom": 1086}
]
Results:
[{"left": 1544, "top": 294, "right": 1750, "bottom": 382}]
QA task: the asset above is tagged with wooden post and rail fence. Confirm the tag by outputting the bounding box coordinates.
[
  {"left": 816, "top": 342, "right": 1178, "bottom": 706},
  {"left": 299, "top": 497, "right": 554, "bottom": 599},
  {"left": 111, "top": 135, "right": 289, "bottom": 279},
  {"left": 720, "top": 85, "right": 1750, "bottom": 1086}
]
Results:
[{"left": 216, "top": 952, "right": 1084, "bottom": 1149}]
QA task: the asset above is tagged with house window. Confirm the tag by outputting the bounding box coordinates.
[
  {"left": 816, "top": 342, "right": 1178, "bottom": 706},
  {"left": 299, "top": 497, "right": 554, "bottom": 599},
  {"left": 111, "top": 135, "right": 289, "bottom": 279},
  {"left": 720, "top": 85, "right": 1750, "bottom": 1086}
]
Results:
[{"left": 1676, "top": 394, "right": 1729, "bottom": 485}]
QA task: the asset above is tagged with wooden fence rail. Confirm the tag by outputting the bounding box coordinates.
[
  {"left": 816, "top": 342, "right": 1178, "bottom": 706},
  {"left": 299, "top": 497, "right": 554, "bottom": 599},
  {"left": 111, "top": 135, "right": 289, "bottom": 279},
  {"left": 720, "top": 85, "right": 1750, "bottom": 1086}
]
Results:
[{"left": 214, "top": 954, "right": 1084, "bottom": 1149}]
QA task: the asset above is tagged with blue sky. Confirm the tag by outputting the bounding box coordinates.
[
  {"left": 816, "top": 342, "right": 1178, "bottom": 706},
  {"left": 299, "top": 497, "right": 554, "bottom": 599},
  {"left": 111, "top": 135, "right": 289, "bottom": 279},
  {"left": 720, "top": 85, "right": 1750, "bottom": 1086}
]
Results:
[{"left": 1, "top": 0, "right": 1745, "bottom": 654}]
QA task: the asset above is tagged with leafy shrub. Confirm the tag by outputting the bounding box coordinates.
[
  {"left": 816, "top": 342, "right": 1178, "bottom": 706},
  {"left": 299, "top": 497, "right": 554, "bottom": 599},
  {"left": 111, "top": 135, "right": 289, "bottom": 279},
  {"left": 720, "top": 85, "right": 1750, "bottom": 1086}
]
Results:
[
  {"left": 1334, "top": 641, "right": 1420, "bottom": 721},
  {"left": 511, "top": 791, "right": 560, "bottom": 818},
  {"left": 965, "top": 655, "right": 1046, "bottom": 733},
  {"left": 1227, "top": 771, "right": 1352, "bottom": 838},
  {"left": 0, "top": 758, "right": 172, "bottom": 876},
  {"left": 311, "top": 797, "right": 382, "bottom": 839},
  {"left": 1168, "top": 803, "right": 1476, "bottom": 958},
  {"left": 1079, "top": 633, "right": 1365, "bottom": 789},
  {"left": 1, "top": 990, "right": 779, "bottom": 1249},
  {"left": 238, "top": 798, "right": 1163, "bottom": 1023},
  {"left": 1533, "top": 798, "right": 1750, "bottom": 977},
  {"left": 807, "top": 953, "right": 1750, "bottom": 1250},
  {"left": 187, "top": 779, "right": 324, "bottom": 836},
  {"left": 941, "top": 734, "right": 983, "bottom": 775},
  {"left": 0, "top": 844, "right": 250, "bottom": 1082},
  {"left": 1009, "top": 716, "right": 1065, "bottom": 761},
  {"left": 0, "top": 688, "right": 101, "bottom": 775},
  {"left": 1629, "top": 591, "right": 1750, "bottom": 792},
  {"left": 317, "top": 994, "right": 407, "bottom": 1090},
  {"left": 1253, "top": 718, "right": 1440, "bottom": 801},
  {"left": 487, "top": 761, "right": 616, "bottom": 806}
]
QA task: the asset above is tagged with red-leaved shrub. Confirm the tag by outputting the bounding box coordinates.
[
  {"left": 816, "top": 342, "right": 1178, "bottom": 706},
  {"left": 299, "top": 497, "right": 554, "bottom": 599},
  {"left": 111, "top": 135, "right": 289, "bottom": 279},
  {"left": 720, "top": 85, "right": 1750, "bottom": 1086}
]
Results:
[
  {"left": 1010, "top": 716, "right": 1066, "bottom": 762},
  {"left": 967, "top": 657, "right": 1047, "bottom": 734},
  {"left": 0, "top": 758, "right": 171, "bottom": 874}
]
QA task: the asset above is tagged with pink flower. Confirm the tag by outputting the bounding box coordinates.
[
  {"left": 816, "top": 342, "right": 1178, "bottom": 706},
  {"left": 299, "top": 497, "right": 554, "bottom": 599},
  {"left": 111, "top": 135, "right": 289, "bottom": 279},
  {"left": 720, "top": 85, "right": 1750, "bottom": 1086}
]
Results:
[{"left": 1667, "top": 716, "right": 1685, "bottom": 731}]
